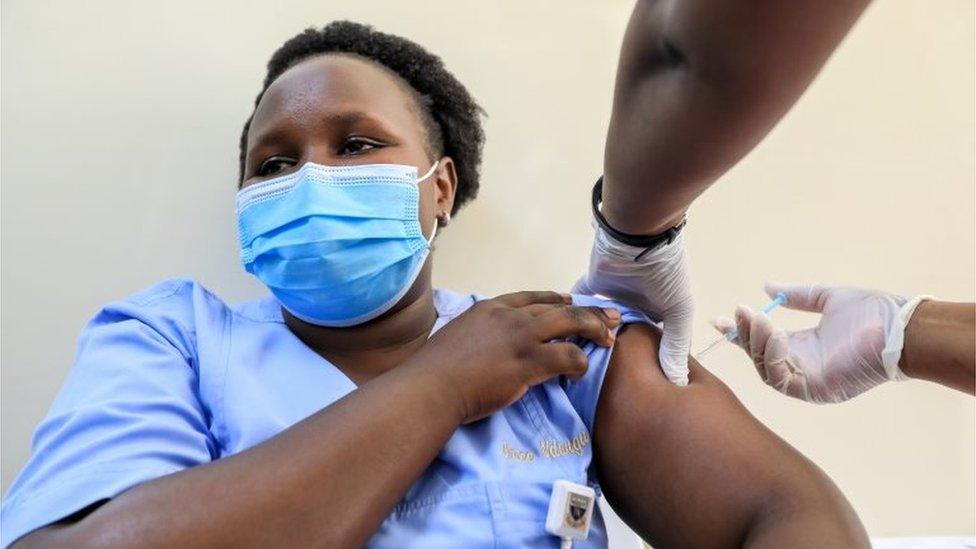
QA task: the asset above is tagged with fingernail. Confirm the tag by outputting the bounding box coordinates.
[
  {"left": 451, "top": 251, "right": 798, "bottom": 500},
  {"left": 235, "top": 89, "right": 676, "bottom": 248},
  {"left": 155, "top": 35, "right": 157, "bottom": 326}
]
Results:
[
  {"left": 603, "top": 307, "right": 621, "bottom": 320},
  {"left": 560, "top": 292, "right": 573, "bottom": 303}
]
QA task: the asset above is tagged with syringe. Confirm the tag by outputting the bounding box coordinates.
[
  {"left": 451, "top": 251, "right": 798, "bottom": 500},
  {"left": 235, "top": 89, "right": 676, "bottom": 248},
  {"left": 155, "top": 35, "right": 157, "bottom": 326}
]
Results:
[{"left": 694, "top": 292, "right": 788, "bottom": 359}]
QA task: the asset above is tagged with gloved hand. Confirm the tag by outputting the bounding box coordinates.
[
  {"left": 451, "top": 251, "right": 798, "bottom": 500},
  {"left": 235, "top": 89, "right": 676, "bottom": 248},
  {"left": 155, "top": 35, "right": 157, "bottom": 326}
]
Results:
[
  {"left": 712, "top": 282, "right": 930, "bottom": 404},
  {"left": 574, "top": 223, "right": 693, "bottom": 386}
]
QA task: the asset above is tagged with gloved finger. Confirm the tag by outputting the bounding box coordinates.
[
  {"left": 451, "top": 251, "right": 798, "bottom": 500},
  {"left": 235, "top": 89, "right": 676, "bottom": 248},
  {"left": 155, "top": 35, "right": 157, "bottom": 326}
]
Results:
[
  {"left": 711, "top": 315, "right": 762, "bottom": 378},
  {"left": 659, "top": 299, "right": 694, "bottom": 387},
  {"left": 761, "top": 330, "right": 792, "bottom": 389},
  {"left": 770, "top": 361, "right": 814, "bottom": 403},
  {"left": 749, "top": 313, "right": 776, "bottom": 377},
  {"left": 709, "top": 316, "right": 735, "bottom": 335},
  {"left": 764, "top": 282, "right": 831, "bottom": 313},
  {"left": 765, "top": 337, "right": 817, "bottom": 402},
  {"left": 733, "top": 305, "right": 754, "bottom": 353}
]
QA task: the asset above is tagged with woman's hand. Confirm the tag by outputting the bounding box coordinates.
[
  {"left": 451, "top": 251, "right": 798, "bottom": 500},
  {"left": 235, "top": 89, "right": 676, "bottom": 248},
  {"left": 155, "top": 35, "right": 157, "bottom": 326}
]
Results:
[
  {"left": 417, "top": 291, "right": 621, "bottom": 423},
  {"left": 712, "top": 283, "right": 920, "bottom": 404}
]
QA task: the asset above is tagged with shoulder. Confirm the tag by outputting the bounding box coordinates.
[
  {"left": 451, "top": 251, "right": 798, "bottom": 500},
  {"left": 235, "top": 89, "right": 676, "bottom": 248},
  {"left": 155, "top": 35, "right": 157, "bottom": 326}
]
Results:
[
  {"left": 103, "top": 277, "right": 228, "bottom": 316},
  {"left": 86, "top": 277, "right": 232, "bottom": 360},
  {"left": 596, "top": 322, "right": 737, "bottom": 449},
  {"left": 433, "top": 288, "right": 479, "bottom": 320}
]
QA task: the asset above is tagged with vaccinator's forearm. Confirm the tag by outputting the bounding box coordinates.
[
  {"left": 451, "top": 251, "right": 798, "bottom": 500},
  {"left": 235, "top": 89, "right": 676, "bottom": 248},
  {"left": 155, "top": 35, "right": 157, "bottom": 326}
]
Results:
[
  {"left": 602, "top": 0, "right": 871, "bottom": 234},
  {"left": 901, "top": 300, "right": 976, "bottom": 395}
]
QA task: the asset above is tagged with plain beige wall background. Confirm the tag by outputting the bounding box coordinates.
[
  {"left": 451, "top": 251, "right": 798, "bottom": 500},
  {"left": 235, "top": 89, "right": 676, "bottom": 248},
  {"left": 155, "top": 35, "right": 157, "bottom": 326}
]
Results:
[{"left": 2, "top": 0, "right": 973, "bottom": 540}]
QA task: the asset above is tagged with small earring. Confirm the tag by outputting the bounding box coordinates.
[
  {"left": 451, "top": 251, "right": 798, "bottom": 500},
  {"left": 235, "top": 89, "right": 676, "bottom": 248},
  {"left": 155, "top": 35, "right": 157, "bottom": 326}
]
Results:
[{"left": 437, "top": 211, "right": 451, "bottom": 227}]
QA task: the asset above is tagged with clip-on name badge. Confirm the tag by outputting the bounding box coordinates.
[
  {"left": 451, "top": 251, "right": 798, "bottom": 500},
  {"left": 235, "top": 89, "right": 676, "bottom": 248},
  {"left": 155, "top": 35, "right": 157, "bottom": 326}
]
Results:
[{"left": 546, "top": 480, "right": 595, "bottom": 548}]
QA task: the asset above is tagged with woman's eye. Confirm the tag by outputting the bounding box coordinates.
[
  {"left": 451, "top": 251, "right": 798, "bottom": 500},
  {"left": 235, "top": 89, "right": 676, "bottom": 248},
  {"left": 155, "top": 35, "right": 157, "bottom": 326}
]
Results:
[
  {"left": 339, "top": 138, "right": 381, "bottom": 155},
  {"left": 257, "top": 157, "right": 295, "bottom": 177}
]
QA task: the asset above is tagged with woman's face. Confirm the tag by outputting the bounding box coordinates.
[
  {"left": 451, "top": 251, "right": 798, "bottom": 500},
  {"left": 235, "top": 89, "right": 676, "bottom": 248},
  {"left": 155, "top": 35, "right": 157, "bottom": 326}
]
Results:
[{"left": 242, "top": 54, "right": 456, "bottom": 237}]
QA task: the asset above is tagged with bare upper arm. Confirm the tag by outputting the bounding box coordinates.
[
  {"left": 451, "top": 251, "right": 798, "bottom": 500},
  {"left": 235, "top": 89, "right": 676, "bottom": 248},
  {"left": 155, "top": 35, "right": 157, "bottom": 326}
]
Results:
[
  {"left": 602, "top": 0, "right": 871, "bottom": 233},
  {"left": 593, "top": 323, "right": 867, "bottom": 547},
  {"left": 9, "top": 500, "right": 107, "bottom": 548}
]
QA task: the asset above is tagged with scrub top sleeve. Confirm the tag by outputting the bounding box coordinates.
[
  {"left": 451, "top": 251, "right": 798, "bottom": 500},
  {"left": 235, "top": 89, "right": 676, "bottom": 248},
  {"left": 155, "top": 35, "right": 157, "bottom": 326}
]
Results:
[
  {"left": 0, "top": 283, "right": 217, "bottom": 549},
  {"left": 562, "top": 295, "right": 653, "bottom": 433}
]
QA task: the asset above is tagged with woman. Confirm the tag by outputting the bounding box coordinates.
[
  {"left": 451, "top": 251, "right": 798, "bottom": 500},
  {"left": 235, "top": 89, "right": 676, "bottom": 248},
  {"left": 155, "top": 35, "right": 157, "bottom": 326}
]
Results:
[{"left": 1, "top": 20, "right": 868, "bottom": 549}]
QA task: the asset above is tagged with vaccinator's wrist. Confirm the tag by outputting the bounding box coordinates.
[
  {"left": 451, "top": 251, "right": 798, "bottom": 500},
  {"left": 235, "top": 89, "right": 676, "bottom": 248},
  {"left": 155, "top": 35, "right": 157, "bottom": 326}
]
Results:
[
  {"left": 899, "top": 300, "right": 976, "bottom": 394},
  {"left": 898, "top": 300, "right": 935, "bottom": 380},
  {"left": 881, "top": 295, "right": 932, "bottom": 381},
  {"left": 591, "top": 177, "right": 687, "bottom": 251}
]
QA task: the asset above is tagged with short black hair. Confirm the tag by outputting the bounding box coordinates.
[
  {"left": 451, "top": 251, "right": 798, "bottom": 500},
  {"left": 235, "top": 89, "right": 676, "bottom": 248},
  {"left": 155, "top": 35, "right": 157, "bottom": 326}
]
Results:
[{"left": 238, "top": 21, "right": 486, "bottom": 215}]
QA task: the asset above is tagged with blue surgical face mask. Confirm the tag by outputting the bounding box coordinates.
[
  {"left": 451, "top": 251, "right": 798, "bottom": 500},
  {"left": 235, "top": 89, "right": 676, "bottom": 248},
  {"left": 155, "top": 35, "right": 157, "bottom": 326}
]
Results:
[{"left": 236, "top": 160, "right": 439, "bottom": 327}]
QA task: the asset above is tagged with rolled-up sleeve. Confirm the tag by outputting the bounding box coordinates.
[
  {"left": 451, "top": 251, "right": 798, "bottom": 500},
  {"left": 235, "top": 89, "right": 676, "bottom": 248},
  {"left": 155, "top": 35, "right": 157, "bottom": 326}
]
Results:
[
  {"left": 562, "top": 295, "right": 653, "bottom": 433},
  {"left": 1, "top": 280, "right": 217, "bottom": 548}
]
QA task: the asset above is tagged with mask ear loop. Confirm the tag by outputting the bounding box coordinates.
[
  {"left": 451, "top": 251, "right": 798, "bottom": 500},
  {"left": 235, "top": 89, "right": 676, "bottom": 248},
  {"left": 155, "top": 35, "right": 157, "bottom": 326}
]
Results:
[
  {"left": 417, "top": 159, "right": 442, "bottom": 246},
  {"left": 426, "top": 222, "right": 438, "bottom": 246},
  {"left": 416, "top": 159, "right": 439, "bottom": 184}
]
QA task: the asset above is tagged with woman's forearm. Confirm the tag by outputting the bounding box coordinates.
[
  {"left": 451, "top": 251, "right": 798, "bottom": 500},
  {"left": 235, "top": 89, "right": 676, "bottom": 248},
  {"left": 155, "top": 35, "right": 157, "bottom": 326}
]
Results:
[
  {"left": 900, "top": 300, "right": 976, "bottom": 395},
  {"left": 33, "top": 359, "right": 463, "bottom": 548}
]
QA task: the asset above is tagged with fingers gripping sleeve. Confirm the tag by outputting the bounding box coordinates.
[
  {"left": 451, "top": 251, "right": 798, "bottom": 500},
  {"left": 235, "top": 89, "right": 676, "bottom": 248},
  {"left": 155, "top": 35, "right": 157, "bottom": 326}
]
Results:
[{"left": 560, "top": 295, "right": 653, "bottom": 433}]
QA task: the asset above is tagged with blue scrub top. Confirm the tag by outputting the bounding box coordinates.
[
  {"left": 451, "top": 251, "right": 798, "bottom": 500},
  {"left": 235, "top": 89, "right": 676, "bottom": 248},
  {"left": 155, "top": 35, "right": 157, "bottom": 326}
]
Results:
[{"left": 1, "top": 278, "right": 650, "bottom": 548}]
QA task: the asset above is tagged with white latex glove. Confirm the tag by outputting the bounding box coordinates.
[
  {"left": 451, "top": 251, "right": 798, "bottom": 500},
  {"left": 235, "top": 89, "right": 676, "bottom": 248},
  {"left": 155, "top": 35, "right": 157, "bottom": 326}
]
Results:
[
  {"left": 574, "top": 223, "right": 693, "bottom": 386},
  {"left": 712, "top": 282, "right": 930, "bottom": 404}
]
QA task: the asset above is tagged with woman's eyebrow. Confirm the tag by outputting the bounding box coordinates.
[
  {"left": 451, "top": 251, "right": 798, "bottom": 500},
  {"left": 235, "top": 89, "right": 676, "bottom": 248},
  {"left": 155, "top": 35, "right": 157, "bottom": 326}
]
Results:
[
  {"left": 247, "top": 125, "right": 292, "bottom": 152},
  {"left": 317, "top": 110, "right": 397, "bottom": 135},
  {"left": 320, "top": 110, "right": 373, "bottom": 126},
  {"left": 249, "top": 110, "right": 387, "bottom": 150}
]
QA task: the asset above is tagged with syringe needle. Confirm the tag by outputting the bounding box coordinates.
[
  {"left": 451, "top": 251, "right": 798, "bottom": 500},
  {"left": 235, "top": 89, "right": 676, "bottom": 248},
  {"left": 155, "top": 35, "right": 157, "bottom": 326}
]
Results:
[
  {"left": 695, "top": 335, "right": 728, "bottom": 359},
  {"left": 694, "top": 292, "right": 788, "bottom": 360}
]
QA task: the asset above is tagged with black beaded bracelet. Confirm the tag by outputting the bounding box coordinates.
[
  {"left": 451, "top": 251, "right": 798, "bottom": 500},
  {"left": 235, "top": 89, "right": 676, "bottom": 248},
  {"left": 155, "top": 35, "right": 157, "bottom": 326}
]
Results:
[{"left": 591, "top": 176, "right": 687, "bottom": 261}]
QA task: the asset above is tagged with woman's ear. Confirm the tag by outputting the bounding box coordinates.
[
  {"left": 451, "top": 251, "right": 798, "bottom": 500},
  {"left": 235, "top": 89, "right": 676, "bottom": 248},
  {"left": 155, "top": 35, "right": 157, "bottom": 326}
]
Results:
[{"left": 433, "top": 156, "right": 458, "bottom": 221}]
